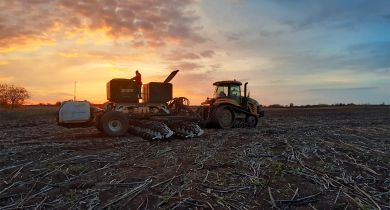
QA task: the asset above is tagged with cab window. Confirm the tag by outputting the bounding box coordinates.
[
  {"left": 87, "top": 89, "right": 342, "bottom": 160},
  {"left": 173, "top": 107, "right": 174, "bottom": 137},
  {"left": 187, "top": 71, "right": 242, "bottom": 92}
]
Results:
[
  {"left": 230, "top": 85, "right": 241, "bottom": 98},
  {"left": 215, "top": 86, "right": 228, "bottom": 98}
]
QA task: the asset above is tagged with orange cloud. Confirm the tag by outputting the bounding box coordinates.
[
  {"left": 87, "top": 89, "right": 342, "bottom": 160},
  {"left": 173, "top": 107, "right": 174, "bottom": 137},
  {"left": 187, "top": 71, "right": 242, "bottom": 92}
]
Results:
[
  {"left": 0, "top": 0, "right": 214, "bottom": 104},
  {"left": 0, "top": 36, "right": 56, "bottom": 53},
  {"left": 0, "top": 0, "right": 204, "bottom": 51}
]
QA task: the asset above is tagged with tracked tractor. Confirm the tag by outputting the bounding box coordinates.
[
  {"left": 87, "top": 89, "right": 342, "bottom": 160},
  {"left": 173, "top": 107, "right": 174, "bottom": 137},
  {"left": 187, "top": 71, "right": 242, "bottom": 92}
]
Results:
[{"left": 197, "top": 80, "right": 264, "bottom": 128}]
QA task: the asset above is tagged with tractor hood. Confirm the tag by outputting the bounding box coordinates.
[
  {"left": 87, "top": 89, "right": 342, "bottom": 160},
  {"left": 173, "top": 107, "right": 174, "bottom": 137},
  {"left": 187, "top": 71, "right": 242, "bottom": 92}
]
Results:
[
  {"left": 247, "top": 97, "right": 260, "bottom": 106},
  {"left": 247, "top": 97, "right": 264, "bottom": 117}
]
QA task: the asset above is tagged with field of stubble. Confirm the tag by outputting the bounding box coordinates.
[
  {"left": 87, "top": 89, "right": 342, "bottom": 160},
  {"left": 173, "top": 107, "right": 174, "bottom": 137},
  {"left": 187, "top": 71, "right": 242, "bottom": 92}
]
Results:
[{"left": 0, "top": 106, "right": 389, "bottom": 209}]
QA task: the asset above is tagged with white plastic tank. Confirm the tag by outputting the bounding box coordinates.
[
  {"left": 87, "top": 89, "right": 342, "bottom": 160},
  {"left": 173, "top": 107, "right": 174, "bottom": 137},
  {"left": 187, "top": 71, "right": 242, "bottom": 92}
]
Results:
[{"left": 58, "top": 101, "right": 91, "bottom": 123}]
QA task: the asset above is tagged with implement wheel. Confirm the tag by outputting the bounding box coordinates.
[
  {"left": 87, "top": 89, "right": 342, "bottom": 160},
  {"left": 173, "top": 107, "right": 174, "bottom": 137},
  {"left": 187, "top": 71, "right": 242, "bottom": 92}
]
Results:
[
  {"left": 214, "top": 105, "right": 235, "bottom": 129},
  {"left": 100, "top": 111, "right": 128, "bottom": 136},
  {"left": 246, "top": 115, "right": 258, "bottom": 128}
]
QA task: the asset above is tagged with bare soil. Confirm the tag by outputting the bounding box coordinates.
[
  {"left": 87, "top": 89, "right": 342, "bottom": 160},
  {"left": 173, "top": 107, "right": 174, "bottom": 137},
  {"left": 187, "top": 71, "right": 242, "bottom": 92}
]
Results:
[{"left": 0, "top": 106, "right": 389, "bottom": 209}]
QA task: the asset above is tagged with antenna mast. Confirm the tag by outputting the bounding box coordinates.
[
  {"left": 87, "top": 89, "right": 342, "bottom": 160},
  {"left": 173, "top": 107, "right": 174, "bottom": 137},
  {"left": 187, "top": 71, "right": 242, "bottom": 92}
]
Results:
[{"left": 74, "top": 81, "right": 76, "bottom": 101}]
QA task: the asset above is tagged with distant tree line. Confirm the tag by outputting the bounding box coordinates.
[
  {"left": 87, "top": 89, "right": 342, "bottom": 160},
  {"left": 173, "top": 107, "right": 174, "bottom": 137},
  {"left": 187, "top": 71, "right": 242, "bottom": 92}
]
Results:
[
  {"left": 265, "top": 102, "right": 387, "bottom": 108},
  {"left": 0, "top": 84, "right": 30, "bottom": 108},
  {"left": 35, "top": 101, "right": 62, "bottom": 106}
]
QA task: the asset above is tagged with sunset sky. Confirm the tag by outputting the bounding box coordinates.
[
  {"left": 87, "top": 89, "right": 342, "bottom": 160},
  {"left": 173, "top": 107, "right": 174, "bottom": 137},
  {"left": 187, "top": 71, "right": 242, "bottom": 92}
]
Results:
[{"left": 0, "top": 0, "right": 389, "bottom": 105}]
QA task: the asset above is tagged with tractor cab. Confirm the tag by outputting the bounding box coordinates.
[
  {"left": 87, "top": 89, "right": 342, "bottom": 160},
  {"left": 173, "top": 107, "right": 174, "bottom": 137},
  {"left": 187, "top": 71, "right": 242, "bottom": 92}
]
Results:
[
  {"left": 213, "top": 80, "right": 244, "bottom": 105},
  {"left": 199, "top": 79, "right": 264, "bottom": 128}
]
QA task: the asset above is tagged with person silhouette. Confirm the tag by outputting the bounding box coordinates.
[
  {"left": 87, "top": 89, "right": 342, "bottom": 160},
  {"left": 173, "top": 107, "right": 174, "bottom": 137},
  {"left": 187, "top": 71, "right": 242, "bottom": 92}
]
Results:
[{"left": 131, "top": 70, "right": 142, "bottom": 98}]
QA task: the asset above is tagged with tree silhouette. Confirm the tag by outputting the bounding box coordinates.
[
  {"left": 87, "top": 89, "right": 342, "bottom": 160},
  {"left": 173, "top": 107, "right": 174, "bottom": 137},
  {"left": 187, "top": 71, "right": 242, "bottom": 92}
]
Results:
[{"left": 0, "top": 84, "right": 30, "bottom": 108}]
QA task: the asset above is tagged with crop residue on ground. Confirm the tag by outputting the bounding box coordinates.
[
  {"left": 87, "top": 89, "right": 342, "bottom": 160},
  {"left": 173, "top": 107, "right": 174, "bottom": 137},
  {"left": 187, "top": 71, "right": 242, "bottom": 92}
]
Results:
[{"left": 0, "top": 106, "right": 389, "bottom": 209}]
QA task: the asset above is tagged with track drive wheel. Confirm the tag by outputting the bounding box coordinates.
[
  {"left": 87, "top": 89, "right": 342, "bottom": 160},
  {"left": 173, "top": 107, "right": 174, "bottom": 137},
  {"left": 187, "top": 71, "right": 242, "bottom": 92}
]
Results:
[
  {"left": 214, "top": 105, "right": 235, "bottom": 129},
  {"left": 246, "top": 115, "right": 258, "bottom": 128},
  {"left": 100, "top": 111, "right": 128, "bottom": 136}
]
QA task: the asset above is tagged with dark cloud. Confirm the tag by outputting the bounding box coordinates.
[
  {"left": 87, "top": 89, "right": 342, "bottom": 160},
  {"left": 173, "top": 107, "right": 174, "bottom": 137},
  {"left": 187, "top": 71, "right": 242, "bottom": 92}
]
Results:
[
  {"left": 268, "top": 41, "right": 390, "bottom": 75},
  {"left": 226, "top": 35, "right": 239, "bottom": 41},
  {"left": 165, "top": 50, "right": 201, "bottom": 61},
  {"left": 200, "top": 50, "right": 215, "bottom": 58},
  {"left": 210, "top": 64, "right": 221, "bottom": 69},
  {"left": 348, "top": 42, "right": 390, "bottom": 55},
  {"left": 270, "top": 0, "right": 390, "bottom": 30},
  {"left": 170, "top": 62, "right": 202, "bottom": 71},
  {"left": 383, "top": 14, "right": 390, "bottom": 20},
  {"left": 344, "top": 42, "right": 390, "bottom": 71},
  {"left": 225, "top": 32, "right": 242, "bottom": 41},
  {"left": 259, "top": 30, "right": 284, "bottom": 38},
  {"left": 0, "top": 0, "right": 205, "bottom": 48},
  {"left": 268, "top": 79, "right": 288, "bottom": 84},
  {"left": 308, "top": 86, "right": 377, "bottom": 92}
]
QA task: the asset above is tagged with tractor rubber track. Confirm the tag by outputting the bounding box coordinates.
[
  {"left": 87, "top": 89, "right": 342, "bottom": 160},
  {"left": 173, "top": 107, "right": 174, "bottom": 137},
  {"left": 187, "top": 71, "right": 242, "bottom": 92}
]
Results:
[
  {"left": 221, "top": 106, "right": 259, "bottom": 128},
  {"left": 233, "top": 119, "right": 253, "bottom": 128}
]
